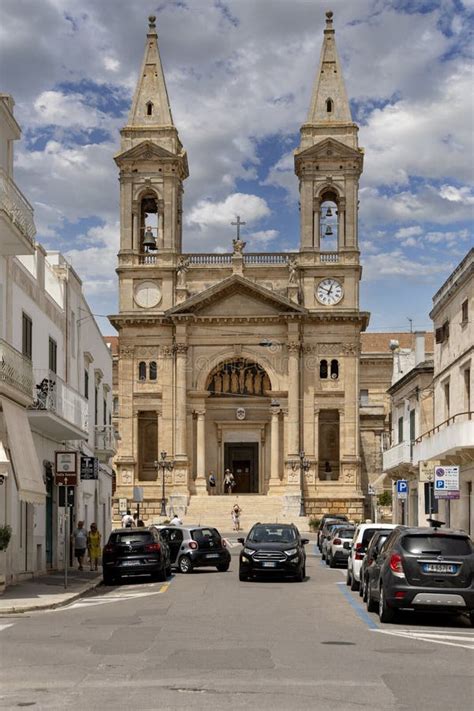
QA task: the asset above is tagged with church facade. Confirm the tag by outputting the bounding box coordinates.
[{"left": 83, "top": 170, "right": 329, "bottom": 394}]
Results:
[{"left": 110, "top": 12, "right": 369, "bottom": 522}]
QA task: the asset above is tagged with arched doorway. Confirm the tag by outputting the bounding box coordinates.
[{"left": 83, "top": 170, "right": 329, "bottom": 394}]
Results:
[{"left": 206, "top": 359, "right": 272, "bottom": 494}]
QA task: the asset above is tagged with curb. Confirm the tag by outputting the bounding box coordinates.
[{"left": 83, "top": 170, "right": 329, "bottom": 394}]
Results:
[{"left": 0, "top": 577, "right": 102, "bottom": 615}]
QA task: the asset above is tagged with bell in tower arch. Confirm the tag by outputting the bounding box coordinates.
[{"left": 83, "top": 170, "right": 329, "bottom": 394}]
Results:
[{"left": 143, "top": 226, "right": 157, "bottom": 251}]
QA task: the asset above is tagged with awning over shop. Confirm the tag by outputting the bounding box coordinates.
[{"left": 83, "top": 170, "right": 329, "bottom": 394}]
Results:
[
  {"left": 1, "top": 397, "right": 46, "bottom": 504},
  {"left": 0, "top": 441, "right": 9, "bottom": 476}
]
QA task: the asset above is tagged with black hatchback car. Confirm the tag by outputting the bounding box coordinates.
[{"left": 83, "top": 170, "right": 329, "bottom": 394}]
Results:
[
  {"left": 154, "top": 525, "right": 231, "bottom": 574},
  {"left": 238, "top": 523, "right": 309, "bottom": 582},
  {"left": 102, "top": 528, "right": 171, "bottom": 585},
  {"left": 366, "top": 526, "right": 474, "bottom": 624}
]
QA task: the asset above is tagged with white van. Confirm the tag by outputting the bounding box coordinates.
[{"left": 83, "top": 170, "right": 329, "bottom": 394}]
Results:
[{"left": 346, "top": 523, "right": 398, "bottom": 591}]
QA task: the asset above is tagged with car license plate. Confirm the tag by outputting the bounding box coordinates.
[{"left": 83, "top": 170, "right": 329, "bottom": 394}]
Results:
[
  {"left": 422, "top": 563, "right": 457, "bottom": 574},
  {"left": 121, "top": 560, "right": 141, "bottom": 566},
  {"left": 262, "top": 561, "right": 276, "bottom": 568},
  {"left": 206, "top": 553, "right": 219, "bottom": 558}
]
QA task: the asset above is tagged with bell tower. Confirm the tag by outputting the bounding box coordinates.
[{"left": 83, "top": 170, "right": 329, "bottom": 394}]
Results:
[
  {"left": 295, "top": 10, "right": 363, "bottom": 258},
  {"left": 114, "top": 15, "right": 188, "bottom": 263}
]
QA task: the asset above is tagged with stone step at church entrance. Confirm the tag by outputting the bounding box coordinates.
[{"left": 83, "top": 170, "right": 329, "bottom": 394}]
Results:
[{"left": 183, "top": 495, "right": 312, "bottom": 533}]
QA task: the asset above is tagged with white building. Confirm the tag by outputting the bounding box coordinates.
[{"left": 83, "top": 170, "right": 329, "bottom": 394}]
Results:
[
  {"left": 0, "top": 95, "right": 115, "bottom": 587},
  {"left": 413, "top": 250, "right": 473, "bottom": 535}
]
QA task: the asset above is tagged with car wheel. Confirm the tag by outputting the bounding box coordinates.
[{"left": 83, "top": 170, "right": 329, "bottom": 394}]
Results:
[
  {"left": 102, "top": 572, "right": 115, "bottom": 586},
  {"left": 350, "top": 574, "right": 359, "bottom": 592},
  {"left": 321, "top": 551, "right": 326, "bottom": 561},
  {"left": 359, "top": 577, "right": 364, "bottom": 598},
  {"left": 216, "top": 563, "right": 230, "bottom": 572},
  {"left": 329, "top": 555, "right": 336, "bottom": 568},
  {"left": 295, "top": 565, "right": 304, "bottom": 582},
  {"left": 152, "top": 567, "right": 167, "bottom": 582},
  {"left": 469, "top": 611, "right": 474, "bottom": 627},
  {"left": 378, "top": 585, "right": 395, "bottom": 623},
  {"left": 166, "top": 564, "right": 172, "bottom": 577},
  {"left": 239, "top": 570, "right": 248, "bottom": 581},
  {"left": 362, "top": 578, "right": 368, "bottom": 602},
  {"left": 366, "top": 583, "right": 377, "bottom": 613},
  {"left": 178, "top": 556, "right": 193, "bottom": 574}
]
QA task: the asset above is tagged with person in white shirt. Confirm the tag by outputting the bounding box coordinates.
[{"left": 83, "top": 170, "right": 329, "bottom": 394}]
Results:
[
  {"left": 169, "top": 514, "right": 182, "bottom": 526},
  {"left": 121, "top": 510, "right": 135, "bottom": 528}
]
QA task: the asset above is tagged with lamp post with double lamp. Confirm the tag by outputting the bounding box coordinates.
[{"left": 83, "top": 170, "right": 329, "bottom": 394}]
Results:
[
  {"left": 291, "top": 451, "right": 311, "bottom": 517},
  {"left": 154, "top": 451, "right": 174, "bottom": 517}
]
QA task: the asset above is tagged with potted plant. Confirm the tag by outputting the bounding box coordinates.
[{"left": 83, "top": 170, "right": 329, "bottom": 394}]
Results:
[{"left": 0, "top": 524, "right": 11, "bottom": 593}]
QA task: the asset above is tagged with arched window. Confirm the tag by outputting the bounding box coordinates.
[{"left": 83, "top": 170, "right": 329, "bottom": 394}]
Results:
[
  {"left": 326, "top": 98, "right": 333, "bottom": 113},
  {"left": 149, "top": 361, "right": 157, "bottom": 380},
  {"left": 138, "top": 361, "right": 146, "bottom": 381},
  {"left": 320, "top": 359, "right": 328, "bottom": 379},
  {"left": 319, "top": 190, "right": 338, "bottom": 251},
  {"left": 140, "top": 193, "right": 159, "bottom": 252},
  {"left": 146, "top": 101, "right": 153, "bottom": 116},
  {"left": 330, "top": 360, "right": 339, "bottom": 380}
]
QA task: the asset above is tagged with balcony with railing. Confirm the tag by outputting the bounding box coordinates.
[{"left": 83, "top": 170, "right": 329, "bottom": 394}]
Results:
[
  {"left": 127, "top": 251, "right": 342, "bottom": 267},
  {"left": 413, "top": 411, "right": 474, "bottom": 465},
  {"left": 27, "top": 369, "right": 88, "bottom": 440},
  {"left": 0, "top": 339, "right": 34, "bottom": 405},
  {"left": 382, "top": 440, "right": 413, "bottom": 475},
  {"left": 0, "top": 168, "right": 36, "bottom": 255},
  {"left": 94, "top": 424, "right": 117, "bottom": 462}
]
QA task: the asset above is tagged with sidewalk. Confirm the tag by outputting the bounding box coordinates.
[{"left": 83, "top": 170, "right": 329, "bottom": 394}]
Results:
[{"left": 0, "top": 568, "right": 102, "bottom": 614}]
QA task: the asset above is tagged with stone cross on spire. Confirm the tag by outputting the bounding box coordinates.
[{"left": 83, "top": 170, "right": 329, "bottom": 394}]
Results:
[{"left": 231, "top": 215, "right": 246, "bottom": 240}]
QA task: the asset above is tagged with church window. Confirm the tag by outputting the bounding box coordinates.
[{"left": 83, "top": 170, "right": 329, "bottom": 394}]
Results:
[
  {"left": 146, "top": 101, "right": 153, "bottom": 116},
  {"left": 149, "top": 361, "right": 157, "bottom": 380},
  {"left": 330, "top": 359, "right": 339, "bottom": 379},
  {"left": 326, "top": 98, "right": 333, "bottom": 113},
  {"left": 138, "top": 361, "right": 146, "bottom": 381},
  {"left": 320, "top": 359, "right": 328, "bottom": 379},
  {"left": 140, "top": 193, "right": 159, "bottom": 252}
]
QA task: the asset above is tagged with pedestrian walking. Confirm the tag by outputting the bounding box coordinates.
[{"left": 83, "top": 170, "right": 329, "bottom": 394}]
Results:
[
  {"left": 231, "top": 503, "right": 242, "bottom": 531},
  {"left": 224, "top": 469, "right": 235, "bottom": 494},
  {"left": 71, "top": 521, "right": 87, "bottom": 570},
  {"left": 87, "top": 523, "right": 101, "bottom": 571},
  {"left": 208, "top": 471, "right": 216, "bottom": 494},
  {"left": 121, "top": 509, "right": 134, "bottom": 528},
  {"left": 170, "top": 513, "right": 182, "bottom": 525}
]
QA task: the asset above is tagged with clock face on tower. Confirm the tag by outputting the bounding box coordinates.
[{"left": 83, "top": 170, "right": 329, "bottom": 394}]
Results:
[
  {"left": 134, "top": 281, "right": 162, "bottom": 309},
  {"left": 315, "top": 278, "right": 344, "bottom": 306}
]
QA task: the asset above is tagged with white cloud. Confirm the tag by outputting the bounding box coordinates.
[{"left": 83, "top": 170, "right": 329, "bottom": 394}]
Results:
[
  {"left": 439, "top": 185, "right": 474, "bottom": 204},
  {"left": 186, "top": 193, "right": 271, "bottom": 229},
  {"left": 362, "top": 251, "right": 453, "bottom": 281},
  {"left": 395, "top": 226, "right": 423, "bottom": 239}
]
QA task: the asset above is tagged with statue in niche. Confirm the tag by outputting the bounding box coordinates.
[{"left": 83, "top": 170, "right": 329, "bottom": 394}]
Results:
[
  {"left": 262, "top": 373, "right": 271, "bottom": 392},
  {"left": 176, "top": 257, "right": 189, "bottom": 287},
  {"left": 253, "top": 370, "right": 262, "bottom": 394},
  {"left": 231, "top": 369, "right": 239, "bottom": 393},
  {"left": 245, "top": 369, "right": 254, "bottom": 394},
  {"left": 287, "top": 256, "right": 298, "bottom": 285},
  {"left": 222, "top": 371, "right": 230, "bottom": 393},
  {"left": 239, "top": 367, "right": 245, "bottom": 393},
  {"left": 213, "top": 373, "right": 222, "bottom": 393},
  {"left": 232, "top": 238, "right": 246, "bottom": 254}
]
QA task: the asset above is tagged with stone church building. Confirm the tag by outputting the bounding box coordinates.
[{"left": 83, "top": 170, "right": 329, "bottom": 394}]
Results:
[{"left": 110, "top": 12, "right": 370, "bottom": 524}]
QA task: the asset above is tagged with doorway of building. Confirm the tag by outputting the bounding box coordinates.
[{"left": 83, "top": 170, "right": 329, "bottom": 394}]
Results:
[{"left": 224, "top": 443, "right": 259, "bottom": 493}]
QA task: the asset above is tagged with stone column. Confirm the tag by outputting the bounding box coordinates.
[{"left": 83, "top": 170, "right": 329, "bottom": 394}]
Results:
[
  {"left": 313, "top": 198, "right": 321, "bottom": 249},
  {"left": 175, "top": 344, "right": 188, "bottom": 458},
  {"left": 195, "top": 409, "right": 207, "bottom": 494},
  {"left": 269, "top": 406, "right": 281, "bottom": 490},
  {"left": 338, "top": 198, "right": 346, "bottom": 248},
  {"left": 287, "top": 342, "right": 300, "bottom": 456}
]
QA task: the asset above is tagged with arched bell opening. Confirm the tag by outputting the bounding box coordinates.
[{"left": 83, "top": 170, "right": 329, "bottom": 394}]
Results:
[
  {"left": 206, "top": 359, "right": 271, "bottom": 397},
  {"left": 319, "top": 190, "right": 338, "bottom": 251},
  {"left": 139, "top": 192, "right": 161, "bottom": 253}
]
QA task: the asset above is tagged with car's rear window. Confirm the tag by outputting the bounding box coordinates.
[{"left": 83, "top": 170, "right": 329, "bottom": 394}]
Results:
[
  {"left": 337, "top": 529, "right": 355, "bottom": 538},
  {"left": 361, "top": 528, "right": 393, "bottom": 546},
  {"left": 109, "top": 532, "right": 153, "bottom": 544},
  {"left": 401, "top": 535, "right": 472, "bottom": 556},
  {"left": 248, "top": 526, "right": 297, "bottom": 543},
  {"left": 191, "top": 528, "right": 220, "bottom": 544}
]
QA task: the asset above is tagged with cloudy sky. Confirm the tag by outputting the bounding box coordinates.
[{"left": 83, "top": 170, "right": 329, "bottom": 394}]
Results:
[{"left": 1, "top": 0, "right": 473, "bottom": 335}]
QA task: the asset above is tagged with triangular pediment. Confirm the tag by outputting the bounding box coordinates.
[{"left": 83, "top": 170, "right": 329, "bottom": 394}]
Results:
[
  {"left": 114, "top": 140, "right": 180, "bottom": 164},
  {"left": 167, "top": 274, "right": 306, "bottom": 317},
  {"left": 296, "top": 137, "right": 362, "bottom": 161}
]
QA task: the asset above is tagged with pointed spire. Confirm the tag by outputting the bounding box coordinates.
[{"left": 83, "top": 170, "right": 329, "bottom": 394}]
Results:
[
  {"left": 126, "top": 15, "right": 174, "bottom": 127},
  {"left": 306, "top": 10, "right": 352, "bottom": 124}
]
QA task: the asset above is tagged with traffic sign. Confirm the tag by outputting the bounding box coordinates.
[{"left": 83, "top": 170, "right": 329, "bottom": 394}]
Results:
[
  {"left": 434, "top": 466, "right": 460, "bottom": 498},
  {"left": 55, "top": 451, "right": 77, "bottom": 474},
  {"left": 396, "top": 480, "right": 408, "bottom": 499}
]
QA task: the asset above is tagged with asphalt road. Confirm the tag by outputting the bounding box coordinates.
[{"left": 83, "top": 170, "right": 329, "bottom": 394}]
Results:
[{"left": 1, "top": 542, "right": 473, "bottom": 710}]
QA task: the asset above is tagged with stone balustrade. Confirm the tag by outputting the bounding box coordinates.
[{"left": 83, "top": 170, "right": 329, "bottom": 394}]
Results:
[
  {"left": 0, "top": 168, "right": 36, "bottom": 245},
  {"left": 0, "top": 339, "right": 34, "bottom": 400}
]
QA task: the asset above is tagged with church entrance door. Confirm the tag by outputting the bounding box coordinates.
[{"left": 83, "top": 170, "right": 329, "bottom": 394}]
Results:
[{"left": 224, "top": 443, "right": 259, "bottom": 493}]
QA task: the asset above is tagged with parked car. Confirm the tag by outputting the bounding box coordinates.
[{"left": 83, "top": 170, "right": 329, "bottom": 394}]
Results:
[
  {"left": 238, "top": 523, "right": 309, "bottom": 582},
  {"left": 154, "top": 525, "right": 231, "bottom": 574},
  {"left": 321, "top": 522, "right": 351, "bottom": 561},
  {"left": 326, "top": 526, "right": 356, "bottom": 568},
  {"left": 359, "top": 530, "right": 394, "bottom": 600},
  {"left": 102, "top": 527, "right": 171, "bottom": 585},
  {"left": 346, "top": 523, "right": 398, "bottom": 591},
  {"left": 317, "top": 514, "right": 349, "bottom": 549},
  {"left": 366, "top": 526, "right": 474, "bottom": 624}
]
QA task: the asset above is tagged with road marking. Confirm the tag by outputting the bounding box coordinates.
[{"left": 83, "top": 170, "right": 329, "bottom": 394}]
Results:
[
  {"left": 337, "top": 581, "right": 379, "bottom": 630},
  {"left": 374, "top": 628, "right": 474, "bottom": 650},
  {"left": 0, "top": 623, "right": 14, "bottom": 633},
  {"left": 64, "top": 576, "right": 175, "bottom": 610}
]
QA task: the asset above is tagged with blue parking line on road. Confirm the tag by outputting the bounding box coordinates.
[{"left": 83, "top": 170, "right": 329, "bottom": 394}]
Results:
[
  {"left": 313, "top": 545, "right": 320, "bottom": 557},
  {"left": 337, "top": 582, "right": 379, "bottom": 630}
]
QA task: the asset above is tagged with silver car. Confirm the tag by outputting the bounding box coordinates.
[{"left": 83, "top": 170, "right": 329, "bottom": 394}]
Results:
[
  {"left": 325, "top": 526, "right": 355, "bottom": 568},
  {"left": 152, "top": 524, "right": 231, "bottom": 574}
]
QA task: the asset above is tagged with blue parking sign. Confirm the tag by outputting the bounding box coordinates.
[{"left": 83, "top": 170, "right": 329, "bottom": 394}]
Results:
[
  {"left": 435, "top": 479, "right": 445, "bottom": 490},
  {"left": 396, "top": 480, "right": 408, "bottom": 498}
]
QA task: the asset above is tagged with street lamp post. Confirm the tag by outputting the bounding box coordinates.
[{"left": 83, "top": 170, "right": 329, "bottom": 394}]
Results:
[
  {"left": 291, "top": 451, "right": 310, "bottom": 517},
  {"left": 154, "top": 451, "right": 174, "bottom": 517}
]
